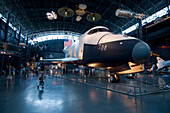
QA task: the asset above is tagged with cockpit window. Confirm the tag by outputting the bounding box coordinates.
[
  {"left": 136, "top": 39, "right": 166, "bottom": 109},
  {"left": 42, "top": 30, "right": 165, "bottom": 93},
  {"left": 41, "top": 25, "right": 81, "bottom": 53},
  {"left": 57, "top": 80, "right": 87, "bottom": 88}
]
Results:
[
  {"left": 87, "top": 28, "right": 110, "bottom": 35},
  {"left": 98, "top": 28, "right": 110, "bottom": 32}
]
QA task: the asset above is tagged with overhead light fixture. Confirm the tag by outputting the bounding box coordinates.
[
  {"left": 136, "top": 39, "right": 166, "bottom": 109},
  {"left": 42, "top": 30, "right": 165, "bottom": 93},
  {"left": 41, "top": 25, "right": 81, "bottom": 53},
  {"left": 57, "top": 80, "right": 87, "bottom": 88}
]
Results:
[
  {"left": 46, "top": 11, "right": 57, "bottom": 20},
  {"left": 65, "top": 9, "right": 68, "bottom": 16},
  {"left": 92, "top": 14, "right": 95, "bottom": 21},
  {"left": 92, "top": 17, "right": 95, "bottom": 21},
  {"left": 40, "top": 57, "right": 43, "bottom": 60}
]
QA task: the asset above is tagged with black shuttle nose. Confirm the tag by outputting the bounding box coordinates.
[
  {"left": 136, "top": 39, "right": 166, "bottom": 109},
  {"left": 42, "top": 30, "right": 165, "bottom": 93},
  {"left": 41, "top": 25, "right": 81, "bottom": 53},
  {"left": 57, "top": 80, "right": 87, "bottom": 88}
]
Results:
[{"left": 132, "top": 42, "right": 151, "bottom": 63}]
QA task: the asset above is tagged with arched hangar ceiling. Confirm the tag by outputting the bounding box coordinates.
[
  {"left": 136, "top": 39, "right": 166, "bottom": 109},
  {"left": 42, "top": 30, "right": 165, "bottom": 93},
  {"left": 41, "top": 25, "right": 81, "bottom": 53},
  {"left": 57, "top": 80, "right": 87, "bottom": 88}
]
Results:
[{"left": 0, "top": 0, "right": 168, "bottom": 38}]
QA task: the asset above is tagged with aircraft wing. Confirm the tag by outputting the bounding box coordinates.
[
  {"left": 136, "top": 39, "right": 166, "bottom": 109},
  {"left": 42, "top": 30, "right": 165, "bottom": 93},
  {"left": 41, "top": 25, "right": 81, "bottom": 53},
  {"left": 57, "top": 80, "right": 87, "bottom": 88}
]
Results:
[
  {"left": 40, "top": 57, "right": 82, "bottom": 64},
  {"left": 157, "top": 61, "right": 170, "bottom": 71}
]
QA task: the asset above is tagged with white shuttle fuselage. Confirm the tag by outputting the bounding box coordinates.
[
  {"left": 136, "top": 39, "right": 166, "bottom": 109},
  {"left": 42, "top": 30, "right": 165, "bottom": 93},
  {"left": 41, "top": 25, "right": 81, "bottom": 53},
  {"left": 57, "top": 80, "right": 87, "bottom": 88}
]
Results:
[
  {"left": 42, "top": 26, "right": 151, "bottom": 83},
  {"left": 64, "top": 26, "right": 150, "bottom": 68}
]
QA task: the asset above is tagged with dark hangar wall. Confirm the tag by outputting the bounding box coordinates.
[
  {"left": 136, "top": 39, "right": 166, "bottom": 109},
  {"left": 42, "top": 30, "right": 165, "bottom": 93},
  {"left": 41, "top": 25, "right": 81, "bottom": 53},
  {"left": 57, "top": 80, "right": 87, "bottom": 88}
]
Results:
[
  {"left": 38, "top": 39, "right": 65, "bottom": 59},
  {"left": 127, "top": 16, "right": 170, "bottom": 61}
]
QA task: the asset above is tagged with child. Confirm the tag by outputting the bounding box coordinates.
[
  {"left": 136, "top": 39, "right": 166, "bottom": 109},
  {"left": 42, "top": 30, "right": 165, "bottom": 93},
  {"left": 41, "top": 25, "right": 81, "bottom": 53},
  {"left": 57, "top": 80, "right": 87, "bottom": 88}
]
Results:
[{"left": 37, "top": 74, "right": 44, "bottom": 89}]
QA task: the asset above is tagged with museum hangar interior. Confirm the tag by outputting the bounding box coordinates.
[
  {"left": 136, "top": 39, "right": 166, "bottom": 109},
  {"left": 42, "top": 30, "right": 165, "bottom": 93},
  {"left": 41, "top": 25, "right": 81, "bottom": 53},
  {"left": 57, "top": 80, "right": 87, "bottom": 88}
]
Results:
[{"left": 0, "top": 0, "right": 170, "bottom": 113}]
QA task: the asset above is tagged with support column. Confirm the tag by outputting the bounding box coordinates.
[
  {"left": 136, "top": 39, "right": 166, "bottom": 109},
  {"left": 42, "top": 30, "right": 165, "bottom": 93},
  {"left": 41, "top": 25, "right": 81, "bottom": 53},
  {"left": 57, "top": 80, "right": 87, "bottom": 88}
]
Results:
[
  {"left": 12, "top": 30, "right": 16, "bottom": 43},
  {"left": 24, "top": 34, "right": 28, "bottom": 65},
  {"left": 17, "top": 27, "right": 21, "bottom": 45},
  {"left": 120, "top": 28, "right": 123, "bottom": 34},
  {"left": 1, "top": 54, "right": 5, "bottom": 72},
  {"left": 138, "top": 19, "right": 148, "bottom": 73},
  {"left": 3, "top": 13, "right": 10, "bottom": 42},
  {"left": 138, "top": 19, "right": 143, "bottom": 41}
]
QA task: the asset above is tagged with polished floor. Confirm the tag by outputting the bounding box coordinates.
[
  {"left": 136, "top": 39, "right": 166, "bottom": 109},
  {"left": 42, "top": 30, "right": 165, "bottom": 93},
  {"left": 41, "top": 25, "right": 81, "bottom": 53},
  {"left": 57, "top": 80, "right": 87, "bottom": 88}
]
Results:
[{"left": 0, "top": 71, "right": 170, "bottom": 113}]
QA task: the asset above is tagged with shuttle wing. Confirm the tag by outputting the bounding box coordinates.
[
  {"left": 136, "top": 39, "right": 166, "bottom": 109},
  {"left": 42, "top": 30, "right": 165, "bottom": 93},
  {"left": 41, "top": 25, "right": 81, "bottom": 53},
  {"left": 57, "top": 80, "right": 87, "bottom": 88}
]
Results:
[{"left": 40, "top": 57, "right": 82, "bottom": 64}]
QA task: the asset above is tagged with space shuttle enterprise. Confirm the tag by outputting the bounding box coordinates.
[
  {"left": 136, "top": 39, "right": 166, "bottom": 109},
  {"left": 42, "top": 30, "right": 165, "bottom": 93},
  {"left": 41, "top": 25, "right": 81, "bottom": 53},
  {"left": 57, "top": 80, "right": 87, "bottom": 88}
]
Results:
[{"left": 41, "top": 26, "right": 151, "bottom": 83}]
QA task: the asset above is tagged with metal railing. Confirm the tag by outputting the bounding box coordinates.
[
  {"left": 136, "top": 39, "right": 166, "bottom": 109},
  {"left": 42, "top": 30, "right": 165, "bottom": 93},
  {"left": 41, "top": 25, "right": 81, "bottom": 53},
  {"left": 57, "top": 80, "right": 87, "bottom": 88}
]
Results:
[{"left": 55, "top": 71, "right": 169, "bottom": 97}]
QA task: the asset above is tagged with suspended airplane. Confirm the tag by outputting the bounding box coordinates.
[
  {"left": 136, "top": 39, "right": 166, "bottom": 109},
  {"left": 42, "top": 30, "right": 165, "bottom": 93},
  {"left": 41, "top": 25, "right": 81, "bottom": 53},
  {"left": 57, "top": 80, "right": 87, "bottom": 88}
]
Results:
[
  {"left": 41, "top": 26, "right": 151, "bottom": 83},
  {"left": 156, "top": 57, "right": 170, "bottom": 72}
]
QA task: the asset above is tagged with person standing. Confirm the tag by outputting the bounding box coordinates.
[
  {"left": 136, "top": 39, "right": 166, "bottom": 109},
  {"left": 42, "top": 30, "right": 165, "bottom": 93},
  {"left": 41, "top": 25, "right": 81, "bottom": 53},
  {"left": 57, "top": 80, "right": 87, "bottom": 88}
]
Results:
[
  {"left": 25, "top": 66, "right": 29, "bottom": 78},
  {"left": 41, "top": 64, "right": 45, "bottom": 76},
  {"left": 33, "top": 67, "right": 36, "bottom": 77},
  {"left": 13, "top": 67, "right": 15, "bottom": 77},
  {"left": 6, "top": 65, "right": 13, "bottom": 87}
]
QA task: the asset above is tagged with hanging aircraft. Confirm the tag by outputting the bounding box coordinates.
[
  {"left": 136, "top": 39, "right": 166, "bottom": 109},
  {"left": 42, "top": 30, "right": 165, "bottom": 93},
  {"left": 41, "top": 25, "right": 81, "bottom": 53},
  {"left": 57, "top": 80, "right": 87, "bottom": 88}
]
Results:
[
  {"left": 156, "top": 57, "right": 170, "bottom": 72},
  {"left": 41, "top": 26, "right": 151, "bottom": 83}
]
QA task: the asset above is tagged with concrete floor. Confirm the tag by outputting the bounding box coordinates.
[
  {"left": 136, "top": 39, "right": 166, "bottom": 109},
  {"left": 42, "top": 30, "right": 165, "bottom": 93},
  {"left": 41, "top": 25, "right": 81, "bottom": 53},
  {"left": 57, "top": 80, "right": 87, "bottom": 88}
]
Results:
[{"left": 0, "top": 71, "right": 170, "bottom": 113}]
